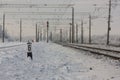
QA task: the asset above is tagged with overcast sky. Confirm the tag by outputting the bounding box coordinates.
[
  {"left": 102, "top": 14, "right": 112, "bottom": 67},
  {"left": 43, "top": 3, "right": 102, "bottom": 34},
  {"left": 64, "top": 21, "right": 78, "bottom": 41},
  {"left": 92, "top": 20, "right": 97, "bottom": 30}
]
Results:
[{"left": 0, "top": 0, "right": 120, "bottom": 39}]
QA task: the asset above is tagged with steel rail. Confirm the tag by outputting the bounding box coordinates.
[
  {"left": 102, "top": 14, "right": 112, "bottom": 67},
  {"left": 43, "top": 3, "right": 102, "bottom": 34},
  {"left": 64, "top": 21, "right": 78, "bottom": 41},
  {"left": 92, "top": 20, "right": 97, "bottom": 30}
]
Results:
[
  {"left": 57, "top": 42, "right": 120, "bottom": 59},
  {"left": 69, "top": 43, "right": 120, "bottom": 53}
]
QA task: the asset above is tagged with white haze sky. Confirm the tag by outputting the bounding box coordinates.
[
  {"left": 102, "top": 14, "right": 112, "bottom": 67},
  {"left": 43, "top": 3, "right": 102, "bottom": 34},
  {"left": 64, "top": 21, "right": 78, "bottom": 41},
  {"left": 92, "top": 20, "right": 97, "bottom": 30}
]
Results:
[{"left": 0, "top": 0, "right": 120, "bottom": 39}]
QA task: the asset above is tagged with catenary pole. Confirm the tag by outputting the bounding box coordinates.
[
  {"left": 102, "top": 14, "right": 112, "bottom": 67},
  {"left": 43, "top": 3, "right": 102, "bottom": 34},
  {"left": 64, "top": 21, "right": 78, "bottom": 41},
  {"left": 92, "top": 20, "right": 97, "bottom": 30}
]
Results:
[{"left": 107, "top": 0, "right": 111, "bottom": 45}]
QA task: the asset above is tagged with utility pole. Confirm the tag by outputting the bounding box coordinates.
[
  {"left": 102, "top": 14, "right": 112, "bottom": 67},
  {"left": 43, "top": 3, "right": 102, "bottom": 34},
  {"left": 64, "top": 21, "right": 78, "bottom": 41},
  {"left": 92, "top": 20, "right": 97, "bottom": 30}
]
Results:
[
  {"left": 107, "top": 0, "right": 112, "bottom": 45},
  {"left": 89, "top": 15, "right": 92, "bottom": 44},
  {"left": 2, "top": 14, "right": 5, "bottom": 43},
  {"left": 66, "top": 30, "right": 68, "bottom": 42},
  {"left": 37, "top": 27, "right": 40, "bottom": 42},
  {"left": 40, "top": 32, "right": 42, "bottom": 41},
  {"left": 72, "top": 7, "right": 75, "bottom": 43},
  {"left": 81, "top": 20, "right": 84, "bottom": 44},
  {"left": 50, "top": 32, "right": 52, "bottom": 41},
  {"left": 69, "top": 23, "right": 72, "bottom": 43},
  {"left": 40, "top": 29, "right": 42, "bottom": 41},
  {"left": 76, "top": 24, "right": 78, "bottom": 43},
  {"left": 47, "top": 21, "right": 49, "bottom": 43},
  {"left": 20, "top": 19, "right": 22, "bottom": 42},
  {"left": 36, "top": 23, "right": 38, "bottom": 42},
  {"left": 43, "top": 29, "right": 46, "bottom": 41},
  {"left": 60, "top": 29, "right": 62, "bottom": 42}
]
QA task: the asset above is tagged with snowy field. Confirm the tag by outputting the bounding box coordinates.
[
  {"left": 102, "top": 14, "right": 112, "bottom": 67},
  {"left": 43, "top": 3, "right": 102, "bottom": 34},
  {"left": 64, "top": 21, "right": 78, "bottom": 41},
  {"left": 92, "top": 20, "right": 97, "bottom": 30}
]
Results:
[
  {"left": 0, "top": 42, "right": 120, "bottom": 80},
  {"left": 0, "top": 42, "right": 25, "bottom": 48}
]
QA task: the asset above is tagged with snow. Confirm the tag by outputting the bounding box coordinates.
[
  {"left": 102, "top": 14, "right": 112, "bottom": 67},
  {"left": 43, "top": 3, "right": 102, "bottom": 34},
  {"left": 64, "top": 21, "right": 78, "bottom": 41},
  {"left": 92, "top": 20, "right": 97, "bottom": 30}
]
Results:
[
  {"left": 0, "top": 42, "right": 25, "bottom": 47},
  {"left": 0, "top": 42, "right": 120, "bottom": 80}
]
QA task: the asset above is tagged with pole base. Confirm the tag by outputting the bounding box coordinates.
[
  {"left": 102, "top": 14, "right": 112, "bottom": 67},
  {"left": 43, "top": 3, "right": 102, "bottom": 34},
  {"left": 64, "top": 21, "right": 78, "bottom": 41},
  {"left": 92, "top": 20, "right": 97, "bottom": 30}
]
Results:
[{"left": 27, "top": 52, "right": 33, "bottom": 60}]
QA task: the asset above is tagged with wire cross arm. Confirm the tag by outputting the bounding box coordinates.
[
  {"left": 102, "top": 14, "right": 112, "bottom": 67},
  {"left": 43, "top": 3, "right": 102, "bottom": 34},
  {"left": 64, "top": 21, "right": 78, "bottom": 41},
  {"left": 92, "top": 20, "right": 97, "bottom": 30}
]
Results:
[{"left": 0, "top": 4, "right": 75, "bottom": 8}]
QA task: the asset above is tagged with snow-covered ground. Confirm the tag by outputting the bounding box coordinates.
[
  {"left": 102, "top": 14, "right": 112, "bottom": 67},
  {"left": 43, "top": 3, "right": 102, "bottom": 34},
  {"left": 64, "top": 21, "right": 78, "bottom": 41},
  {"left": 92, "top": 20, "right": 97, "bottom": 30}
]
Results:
[
  {"left": 0, "top": 42, "right": 25, "bottom": 48},
  {"left": 0, "top": 42, "right": 120, "bottom": 80}
]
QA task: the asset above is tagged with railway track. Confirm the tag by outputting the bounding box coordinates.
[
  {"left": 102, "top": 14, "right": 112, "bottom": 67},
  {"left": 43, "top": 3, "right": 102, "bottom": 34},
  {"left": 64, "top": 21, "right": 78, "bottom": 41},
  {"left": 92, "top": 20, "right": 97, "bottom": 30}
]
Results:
[{"left": 57, "top": 42, "right": 120, "bottom": 59}]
